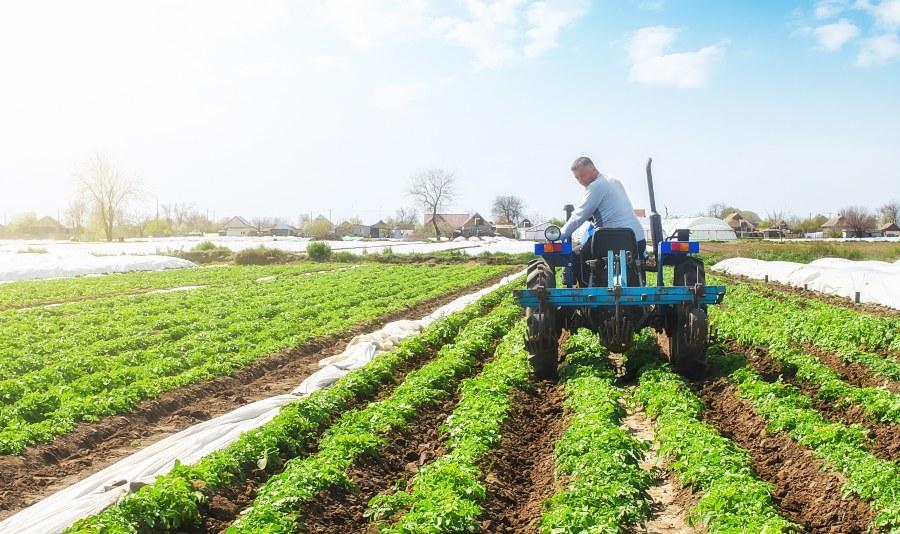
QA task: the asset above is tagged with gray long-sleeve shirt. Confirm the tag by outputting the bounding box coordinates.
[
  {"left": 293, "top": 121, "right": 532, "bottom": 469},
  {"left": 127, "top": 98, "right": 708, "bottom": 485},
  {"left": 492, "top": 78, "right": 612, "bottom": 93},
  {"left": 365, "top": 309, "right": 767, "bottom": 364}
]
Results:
[{"left": 560, "top": 173, "right": 646, "bottom": 243}]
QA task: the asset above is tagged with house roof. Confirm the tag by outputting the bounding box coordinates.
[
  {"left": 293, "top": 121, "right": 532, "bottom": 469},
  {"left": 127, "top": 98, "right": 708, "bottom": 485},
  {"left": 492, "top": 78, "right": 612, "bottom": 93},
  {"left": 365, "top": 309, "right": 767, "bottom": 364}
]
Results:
[
  {"left": 371, "top": 219, "right": 391, "bottom": 229},
  {"left": 270, "top": 223, "right": 297, "bottom": 231},
  {"left": 424, "top": 213, "right": 473, "bottom": 228},
  {"left": 393, "top": 223, "right": 415, "bottom": 230},
  {"left": 879, "top": 222, "right": 900, "bottom": 231},
  {"left": 821, "top": 215, "right": 846, "bottom": 228},
  {"left": 34, "top": 216, "right": 64, "bottom": 230},
  {"left": 223, "top": 216, "right": 255, "bottom": 229},
  {"left": 633, "top": 209, "right": 647, "bottom": 217}
]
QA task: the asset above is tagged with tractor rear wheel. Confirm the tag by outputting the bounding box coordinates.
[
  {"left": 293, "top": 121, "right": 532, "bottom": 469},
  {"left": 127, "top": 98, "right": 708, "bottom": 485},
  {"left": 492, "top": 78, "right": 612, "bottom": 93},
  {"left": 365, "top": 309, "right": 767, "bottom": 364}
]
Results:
[
  {"left": 525, "top": 259, "right": 558, "bottom": 380},
  {"left": 666, "top": 258, "right": 709, "bottom": 378}
]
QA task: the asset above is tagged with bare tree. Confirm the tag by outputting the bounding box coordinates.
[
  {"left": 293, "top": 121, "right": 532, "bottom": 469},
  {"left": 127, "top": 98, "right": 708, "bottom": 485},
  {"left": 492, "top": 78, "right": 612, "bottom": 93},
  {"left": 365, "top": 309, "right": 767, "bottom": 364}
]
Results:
[
  {"left": 879, "top": 200, "right": 899, "bottom": 225},
  {"left": 64, "top": 195, "right": 88, "bottom": 238},
  {"left": 839, "top": 206, "right": 877, "bottom": 237},
  {"left": 491, "top": 195, "right": 525, "bottom": 225},
  {"left": 764, "top": 209, "right": 791, "bottom": 230},
  {"left": 395, "top": 206, "right": 419, "bottom": 226},
  {"left": 409, "top": 169, "right": 456, "bottom": 238},
  {"left": 75, "top": 153, "right": 141, "bottom": 241},
  {"left": 704, "top": 202, "right": 729, "bottom": 219}
]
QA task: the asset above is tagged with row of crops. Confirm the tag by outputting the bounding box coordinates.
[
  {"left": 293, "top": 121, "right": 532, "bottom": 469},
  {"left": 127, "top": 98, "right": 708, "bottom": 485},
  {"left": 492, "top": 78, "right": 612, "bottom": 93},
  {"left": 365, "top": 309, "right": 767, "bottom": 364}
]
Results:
[
  {"left": 0, "top": 263, "right": 510, "bottom": 454},
  {"left": 2, "top": 262, "right": 898, "bottom": 533}
]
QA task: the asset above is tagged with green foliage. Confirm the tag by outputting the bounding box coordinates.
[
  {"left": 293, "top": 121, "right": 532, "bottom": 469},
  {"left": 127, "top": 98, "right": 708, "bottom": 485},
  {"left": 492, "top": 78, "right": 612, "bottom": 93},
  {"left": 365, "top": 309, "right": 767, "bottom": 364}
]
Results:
[
  {"left": 192, "top": 240, "right": 228, "bottom": 252},
  {"left": 367, "top": 321, "right": 530, "bottom": 533},
  {"left": 540, "top": 330, "right": 653, "bottom": 534},
  {"left": 227, "top": 297, "right": 523, "bottom": 533},
  {"left": 0, "top": 264, "right": 508, "bottom": 453},
  {"left": 306, "top": 241, "right": 333, "bottom": 261},
  {"left": 17, "top": 246, "right": 48, "bottom": 254},
  {"left": 709, "top": 277, "right": 900, "bottom": 377},
  {"left": 713, "top": 352, "right": 900, "bottom": 530},
  {"left": 65, "top": 284, "right": 512, "bottom": 533},
  {"left": 632, "top": 361, "right": 797, "bottom": 533},
  {"left": 232, "top": 245, "right": 294, "bottom": 265}
]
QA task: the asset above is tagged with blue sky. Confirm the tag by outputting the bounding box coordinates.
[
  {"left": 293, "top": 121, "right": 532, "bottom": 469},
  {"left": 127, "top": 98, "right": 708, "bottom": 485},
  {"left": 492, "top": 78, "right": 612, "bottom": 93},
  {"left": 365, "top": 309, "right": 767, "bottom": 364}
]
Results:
[{"left": 1, "top": 0, "right": 898, "bottom": 225}]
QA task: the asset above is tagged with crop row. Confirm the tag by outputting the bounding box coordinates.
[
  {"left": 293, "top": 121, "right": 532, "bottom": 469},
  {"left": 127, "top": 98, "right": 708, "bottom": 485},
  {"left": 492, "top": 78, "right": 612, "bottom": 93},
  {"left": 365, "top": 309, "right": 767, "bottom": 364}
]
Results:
[
  {"left": 366, "top": 320, "right": 530, "bottom": 533},
  {"left": 632, "top": 356, "right": 796, "bottom": 533},
  {"left": 65, "top": 283, "right": 516, "bottom": 533},
  {"left": 709, "top": 280, "right": 900, "bottom": 382},
  {"left": 228, "top": 296, "right": 523, "bottom": 533},
  {"left": 0, "top": 264, "right": 508, "bottom": 454},
  {"left": 0, "top": 262, "right": 346, "bottom": 310},
  {"left": 540, "top": 330, "right": 652, "bottom": 533},
  {"left": 708, "top": 275, "right": 898, "bottom": 355},
  {"left": 712, "top": 350, "right": 900, "bottom": 530}
]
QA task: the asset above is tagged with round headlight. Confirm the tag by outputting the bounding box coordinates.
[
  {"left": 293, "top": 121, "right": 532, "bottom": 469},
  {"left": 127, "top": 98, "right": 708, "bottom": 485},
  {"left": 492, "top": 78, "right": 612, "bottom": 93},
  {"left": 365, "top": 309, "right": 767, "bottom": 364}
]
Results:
[{"left": 544, "top": 225, "right": 561, "bottom": 242}]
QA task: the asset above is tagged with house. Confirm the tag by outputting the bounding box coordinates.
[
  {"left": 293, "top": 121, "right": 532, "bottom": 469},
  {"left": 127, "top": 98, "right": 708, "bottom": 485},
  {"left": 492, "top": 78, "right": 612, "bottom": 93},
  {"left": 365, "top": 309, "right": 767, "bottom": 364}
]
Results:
[
  {"left": 391, "top": 224, "right": 415, "bottom": 239},
  {"left": 370, "top": 220, "right": 391, "bottom": 239},
  {"left": 723, "top": 212, "right": 756, "bottom": 235},
  {"left": 220, "top": 216, "right": 258, "bottom": 237},
  {"left": 517, "top": 219, "right": 533, "bottom": 229},
  {"left": 267, "top": 223, "right": 298, "bottom": 237},
  {"left": 762, "top": 228, "right": 785, "bottom": 239},
  {"left": 820, "top": 215, "right": 881, "bottom": 238},
  {"left": 423, "top": 213, "right": 493, "bottom": 237},
  {"left": 879, "top": 222, "right": 900, "bottom": 237},
  {"left": 493, "top": 223, "right": 517, "bottom": 238}
]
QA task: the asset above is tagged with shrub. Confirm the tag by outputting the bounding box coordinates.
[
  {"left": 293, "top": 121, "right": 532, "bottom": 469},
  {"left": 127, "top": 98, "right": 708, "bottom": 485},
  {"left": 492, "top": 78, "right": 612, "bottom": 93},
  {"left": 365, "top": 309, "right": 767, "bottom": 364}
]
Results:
[
  {"left": 18, "top": 247, "right": 48, "bottom": 254},
  {"left": 193, "top": 240, "right": 223, "bottom": 252},
  {"left": 306, "top": 241, "right": 332, "bottom": 262},
  {"left": 233, "top": 246, "right": 293, "bottom": 265}
]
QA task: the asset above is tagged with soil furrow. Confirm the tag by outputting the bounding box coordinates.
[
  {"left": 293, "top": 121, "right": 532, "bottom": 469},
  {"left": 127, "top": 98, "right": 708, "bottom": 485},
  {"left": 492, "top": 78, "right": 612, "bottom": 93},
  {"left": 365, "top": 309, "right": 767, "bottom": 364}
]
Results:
[
  {"left": 799, "top": 342, "right": 900, "bottom": 393},
  {"left": 696, "top": 376, "right": 875, "bottom": 533},
  {"left": 0, "top": 270, "right": 515, "bottom": 520},
  {"left": 621, "top": 407, "right": 696, "bottom": 534},
  {"left": 296, "top": 395, "right": 463, "bottom": 534},
  {"left": 741, "top": 345, "right": 900, "bottom": 460},
  {"left": 478, "top": 382, "right": 566, "bottom": 534}
]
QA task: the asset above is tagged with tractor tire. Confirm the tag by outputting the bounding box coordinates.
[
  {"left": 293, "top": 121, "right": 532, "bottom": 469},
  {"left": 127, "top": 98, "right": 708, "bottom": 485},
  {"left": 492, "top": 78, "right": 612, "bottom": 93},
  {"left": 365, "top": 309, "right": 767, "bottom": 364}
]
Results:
[
  {"left": 667, "top": 258, "right": 709, "bottom": 378},
  {"left": 525, "top": 259, "right": 558, "bottom": 381}
]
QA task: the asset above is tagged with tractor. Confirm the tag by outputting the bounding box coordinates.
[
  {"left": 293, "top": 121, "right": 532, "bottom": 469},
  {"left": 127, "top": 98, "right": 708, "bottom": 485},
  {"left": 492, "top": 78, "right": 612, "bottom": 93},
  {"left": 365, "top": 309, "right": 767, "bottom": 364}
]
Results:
[{"left": 513, "top": 158, "right": 726, "bottom": 379}]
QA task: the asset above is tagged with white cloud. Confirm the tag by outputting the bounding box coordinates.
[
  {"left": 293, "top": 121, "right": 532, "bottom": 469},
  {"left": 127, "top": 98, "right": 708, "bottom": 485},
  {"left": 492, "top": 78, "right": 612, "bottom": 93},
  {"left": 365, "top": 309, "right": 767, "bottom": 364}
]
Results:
[
  {"left": 815, "top": 0, "right": 849, "bottom": 19},
  {"left": 524, "top": 0, "right": 589, "bottom": 57},
  {"left": 626, "top": 26, "right": 725, "bottom": 89},
  {"left": 813, "top": 19, "right": 860, "bottom": 50},
  {"left": 435, "top": 0, "right": 524, "bottom": 69},
  {"left": 318, "top": 0, "right": 429, "bottom": 50},
  {"left": 371, "top": 81, "right": 428, "bottom": 111},
  {"left": 856, "top": 32, "right": 900, "bottom": 64},
  {"left": 856, "top": 0, "right": 900, "bottom": 29},
  {"left": 633, "top": 0, "right": 665, "bottom": 12}
]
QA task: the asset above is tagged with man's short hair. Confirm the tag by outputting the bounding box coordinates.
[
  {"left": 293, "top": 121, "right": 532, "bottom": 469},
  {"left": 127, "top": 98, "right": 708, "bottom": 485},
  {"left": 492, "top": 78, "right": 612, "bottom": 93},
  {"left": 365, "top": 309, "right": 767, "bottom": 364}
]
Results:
[{"left": 570, "top": 156, "right": 595, "bottom": 171}]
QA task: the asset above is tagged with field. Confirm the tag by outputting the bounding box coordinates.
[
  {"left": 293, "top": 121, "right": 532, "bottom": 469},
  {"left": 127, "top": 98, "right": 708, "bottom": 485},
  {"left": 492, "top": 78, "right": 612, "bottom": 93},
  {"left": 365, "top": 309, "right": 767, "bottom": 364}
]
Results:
[{"left": 1, "top": 258, "right": 899, "bottom": 534}]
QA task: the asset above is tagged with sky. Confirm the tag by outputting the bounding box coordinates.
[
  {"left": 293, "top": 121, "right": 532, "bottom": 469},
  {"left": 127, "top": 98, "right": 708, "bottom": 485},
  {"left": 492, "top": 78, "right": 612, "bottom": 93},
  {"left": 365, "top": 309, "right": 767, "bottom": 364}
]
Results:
[{"left": 1, "top": 0, "right": 899, "bottom": 226}]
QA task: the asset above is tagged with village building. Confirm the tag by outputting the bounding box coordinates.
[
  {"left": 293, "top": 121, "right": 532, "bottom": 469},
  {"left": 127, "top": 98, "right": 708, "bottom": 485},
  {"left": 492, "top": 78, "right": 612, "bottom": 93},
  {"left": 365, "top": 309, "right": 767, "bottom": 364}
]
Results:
[
  {"left": 220, "top": 216, "right": 258, "bottom": 236},
  {"left": 423, "top": 213, "right": 493, "bottom": 237}
]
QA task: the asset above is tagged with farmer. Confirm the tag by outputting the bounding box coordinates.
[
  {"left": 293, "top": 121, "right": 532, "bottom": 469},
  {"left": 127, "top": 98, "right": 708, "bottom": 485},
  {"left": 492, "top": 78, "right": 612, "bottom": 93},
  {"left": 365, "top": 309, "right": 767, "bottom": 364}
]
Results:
[{"left": 559, "top": 156, "right": 646, "bottom": 252}]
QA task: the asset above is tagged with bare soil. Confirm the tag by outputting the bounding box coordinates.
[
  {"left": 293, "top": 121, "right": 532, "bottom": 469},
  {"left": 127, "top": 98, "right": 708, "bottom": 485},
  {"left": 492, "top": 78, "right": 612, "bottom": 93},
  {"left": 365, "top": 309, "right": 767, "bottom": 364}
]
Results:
[
  {"left": 696, "top": 376, "right": 875, "bottom": 533},
  {"left": 298, "top": 395, "right": 460, "bottom": 534},
  {"left": 622, "top": 408, "right": 697, "bottom": 534},
  {"left": 741, "top": 344, "right": 900, "bottom": 461},
  {"left": 0, "top": 271, "right": 515, "bottom": 520},
  {"left": 478, "top": 383, "right": 567, "bottom": 534}
]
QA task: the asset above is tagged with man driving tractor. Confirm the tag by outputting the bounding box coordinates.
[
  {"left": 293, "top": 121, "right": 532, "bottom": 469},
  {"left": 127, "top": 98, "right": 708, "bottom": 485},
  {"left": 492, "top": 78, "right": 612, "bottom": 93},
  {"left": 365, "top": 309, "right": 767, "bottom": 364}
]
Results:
[{"left": 560, "top": 156, "right": 646, "bottom": 253}]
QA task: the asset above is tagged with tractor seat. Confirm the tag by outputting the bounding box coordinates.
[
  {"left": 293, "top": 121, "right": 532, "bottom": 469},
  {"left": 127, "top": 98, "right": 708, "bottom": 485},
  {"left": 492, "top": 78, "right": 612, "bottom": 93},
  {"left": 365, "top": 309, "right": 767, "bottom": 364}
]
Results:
[{"left": 576, "top": 227, "right": 643, "bottom": 287}]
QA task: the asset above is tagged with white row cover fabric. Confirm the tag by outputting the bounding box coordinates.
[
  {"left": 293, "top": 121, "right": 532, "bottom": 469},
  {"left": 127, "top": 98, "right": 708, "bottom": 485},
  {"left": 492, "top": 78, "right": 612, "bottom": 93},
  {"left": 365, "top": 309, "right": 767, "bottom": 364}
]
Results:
[
  {"left": 712, "top": 257, "right": 900, "bottom": 310},
  {"left": 0, "top": 252, "right": 196, "bottom": 282},
  {"left": 0, "top": 270, "right": 525, "bottom": 534}
]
